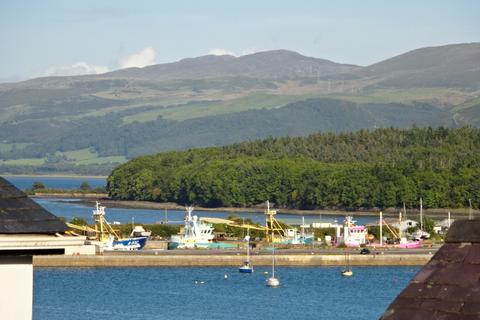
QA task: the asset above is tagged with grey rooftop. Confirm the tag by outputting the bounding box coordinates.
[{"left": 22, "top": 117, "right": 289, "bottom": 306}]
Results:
[{"left": 0, "top": 177, "right": 68, "bottom": 234}]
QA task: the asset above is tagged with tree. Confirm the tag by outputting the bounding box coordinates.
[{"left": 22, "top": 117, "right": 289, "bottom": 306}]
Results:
[
  {"left": 32, "top": 181, "right": 46, "bottom": 190},
  {"left": 70, "top": 217, "right": 87, "bottom": 226},
  {"left": 79, "top": 182, "right": 91, "bottom": 191}
]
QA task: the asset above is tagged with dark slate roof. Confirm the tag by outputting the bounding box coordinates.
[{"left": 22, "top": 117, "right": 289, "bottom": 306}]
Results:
[
  {"left": 0, "top": 177, "right": 68, "bottom": 234},
  {"left": 381, "top": 219, "right": 480, "bottom": 320}
]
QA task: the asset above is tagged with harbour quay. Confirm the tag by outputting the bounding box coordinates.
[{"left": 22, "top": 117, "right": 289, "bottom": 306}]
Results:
[{"left": 33, "top": 248, "right": 435, "bottom": 267}]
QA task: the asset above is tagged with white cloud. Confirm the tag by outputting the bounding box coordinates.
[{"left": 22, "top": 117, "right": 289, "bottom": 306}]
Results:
[
  {"left": 119, "top": 47, "right": 156, "bottom": 69},
  {"left": 208, "top": 48, "right": 236, "bottom": 56},
  {"left": 42, "top": 62, "right": 109, "bottom": 77},
  {"left": 207, "top": 48, "right": 259, "bottom": 57},
  {"left": 240, "top": 48, "right": 258, "bottom": 56}
]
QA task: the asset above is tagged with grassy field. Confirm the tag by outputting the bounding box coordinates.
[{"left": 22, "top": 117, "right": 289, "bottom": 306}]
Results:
[
  {"left": 1, "top": 158, "right": 46, "bottom": 165},
  {"left": 0, "top": 142, "right": 31, "bottom": 153},
  {"left": 1, "top": 148, "right": 126, "bottom": 167},
  {"left": 122, "top": 93, "right": 314, "bottom": 123},
  {"left": 61, "top": 149, "right": 127, "bottom": 165}
]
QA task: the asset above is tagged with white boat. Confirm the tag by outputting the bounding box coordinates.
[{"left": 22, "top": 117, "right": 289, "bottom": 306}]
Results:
[
  {"left": 239, "top": 229, "right": 253, "bottom": 273},
  {"left": 266, "top": 222, "right": 280, "bottom": 287},
  {"left": 266, "top": 245, "right": 280, "bottom": 287},
  {"left": 341, "top": 252, "right": 353, "bottom": 277},
  {"left": 168, "top": 206, "right": 215, "bottom": 249},
  {"left": 339, "top": 216, "right": 367, "bottom": 247}
]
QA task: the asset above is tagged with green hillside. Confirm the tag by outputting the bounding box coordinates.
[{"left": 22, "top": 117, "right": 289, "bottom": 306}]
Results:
[{"left": 363, "top": 43, "right": 480, "bottom": 90}]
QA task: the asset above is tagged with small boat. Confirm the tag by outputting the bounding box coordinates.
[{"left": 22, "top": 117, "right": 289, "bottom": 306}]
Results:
[
  {"left": 266, "top": 248, "right": 280, "bottom": 287},
  {"left": 341, "top": 252, "right": 353, "bottom": 277},
  {"left": 266, "top": 245, "right": 280, "bottom": 287},
  {"left": 239, "top": 229, "right": 254, "bottom": 273},
  {"left": 341, "top": 269, "right": 353, "bottom": 277}
]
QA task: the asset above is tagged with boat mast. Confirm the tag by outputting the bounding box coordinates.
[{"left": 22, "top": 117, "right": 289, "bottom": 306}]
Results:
[
  {"left": 246, "top": 227, "right": 250, "bottom": 262},
  {"left": 420, "top": 198, "right": 423, "bottom": 231},
  {"left": 398, "top": 211, "right": 402, "bottom": 239},
  {"left": 271, "top": 222, "right": 275, "bottom": 277}
]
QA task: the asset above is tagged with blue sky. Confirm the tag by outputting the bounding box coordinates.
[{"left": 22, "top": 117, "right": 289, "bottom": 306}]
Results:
[{"left": 0, "top": 0, "right": 479, "bottom": 82}]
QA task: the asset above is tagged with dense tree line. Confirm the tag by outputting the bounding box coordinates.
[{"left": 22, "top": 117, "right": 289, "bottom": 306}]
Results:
[{"left": 107, "top": 127, "right": 480, "bottom": 209}]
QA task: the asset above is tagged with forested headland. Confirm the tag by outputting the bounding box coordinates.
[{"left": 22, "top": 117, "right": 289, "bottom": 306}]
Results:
[{"left": 107, "top": 127, "right": 480, "bottom": 210}]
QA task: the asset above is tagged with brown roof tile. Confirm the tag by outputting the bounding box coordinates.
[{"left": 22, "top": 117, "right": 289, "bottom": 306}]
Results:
[{"left": 381, "top": 219, "right": 480, "bottom": 320}]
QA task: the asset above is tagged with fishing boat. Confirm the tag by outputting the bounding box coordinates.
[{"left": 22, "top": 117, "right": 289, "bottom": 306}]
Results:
[
  {"left": 339, "top": 216, "right": 367, "bottom": 247},
  {"left": 281, "top": 217, "right": 314, "bottom": 245},
  {"left": 341, "top": 252, "right": 353, "bottom": 277},
  {"left": 80, "top": 202, "right": 150, "bottom": 251},
  {"left": 239, "top": 229, "right": 253, "bottom": 273},
  {"left": 168, "top": 206, "right": 215, "bottom": 249}
]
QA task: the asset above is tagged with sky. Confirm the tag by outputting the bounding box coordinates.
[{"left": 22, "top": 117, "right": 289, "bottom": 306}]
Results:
[{"left": 0, "top": 0, "right": 479, "bottom": 82}]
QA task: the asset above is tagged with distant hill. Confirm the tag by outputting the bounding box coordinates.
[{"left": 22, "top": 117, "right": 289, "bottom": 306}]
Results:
[
  {"left": 362, "top": 43, "right": 480, "bottom": 90},
  {"left": 0, "top": 43, "right": 479, "bottom": 174},
  {"left": 106, "top": 50, "right": 361, "bottom": 80}
]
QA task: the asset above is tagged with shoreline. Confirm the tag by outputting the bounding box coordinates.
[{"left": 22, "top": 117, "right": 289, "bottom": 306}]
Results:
[
  {"left": 2, "top": 174, "right": 108, "bottom": 179},
  {"left": 33, "top": 194, "right": 479, "bottom": 219}
]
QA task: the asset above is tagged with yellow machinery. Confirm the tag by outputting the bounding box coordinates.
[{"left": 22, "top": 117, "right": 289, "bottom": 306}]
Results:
[
  {"left": 201, "top": 201, "right": 288, "bottom": 243},
  {"left": 264, "top": 200, "right": 288, "bottom": 242},
  {"left": 66, "top": 202, "right": 120, "bottom": 242}
]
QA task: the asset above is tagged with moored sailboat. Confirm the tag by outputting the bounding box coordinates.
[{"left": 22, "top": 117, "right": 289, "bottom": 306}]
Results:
[
  {"left": 341, "top": 252, "right": 353, "bottom": 277},
  {"left": 239, "top": 228, "right": 254, "bottom": 273},
  {"left": 266, "top": 224, "right": 280, "bottom": 287}
]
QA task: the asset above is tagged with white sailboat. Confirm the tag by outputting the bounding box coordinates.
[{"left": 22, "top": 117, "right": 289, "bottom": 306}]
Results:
[
  {"left": 239, "top": 228, "right": 254, "bottom": 273},
  {"left": 266, "top": 226, "right": 280, "bottom": 287},
  {"left": 341, "top": 252, "right": 353, "bottom": 277}
]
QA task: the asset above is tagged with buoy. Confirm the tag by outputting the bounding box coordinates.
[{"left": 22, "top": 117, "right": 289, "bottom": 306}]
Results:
[{"left": 224, "top": 274, "right": 228, "bottom": 279}]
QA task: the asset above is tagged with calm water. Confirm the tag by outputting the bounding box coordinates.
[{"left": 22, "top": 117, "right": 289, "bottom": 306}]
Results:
[
  {"left": 33, "top": 197, "right": 374, "bottom": 226},
  {"left": 4, "top": 175, "right": 106, "bottom": 190},
  {"left": 34, "top": 266, "right": 417, "bottom": 320},
  {"left": 4, "top": 175, "right": 375, "bottom": 225}
]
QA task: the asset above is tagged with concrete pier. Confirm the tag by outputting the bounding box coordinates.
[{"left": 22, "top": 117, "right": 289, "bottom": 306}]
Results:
[{"left": 33, "top": 252, "right": 432, "bottom": 267}]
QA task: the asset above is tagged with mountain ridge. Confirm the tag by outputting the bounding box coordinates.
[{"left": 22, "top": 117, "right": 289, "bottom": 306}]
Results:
[{"left": 0, "top": 42, "right": 479, "bottom": 174}]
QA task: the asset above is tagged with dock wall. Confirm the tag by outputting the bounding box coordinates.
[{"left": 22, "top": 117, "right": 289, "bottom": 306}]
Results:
[{"left": 33, "top": 253, "right": 431, "bottom": 267}]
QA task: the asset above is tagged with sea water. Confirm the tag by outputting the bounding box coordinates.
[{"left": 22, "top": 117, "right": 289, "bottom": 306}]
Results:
[
  {"left": 4, "top": 175, "right": 106, "bottom": 190},
  {"left": 34, "top": 266, "right": 417, "bottom": 320},
  {"left": 4, "top": 175, "right": 376, "bottom": 225}
]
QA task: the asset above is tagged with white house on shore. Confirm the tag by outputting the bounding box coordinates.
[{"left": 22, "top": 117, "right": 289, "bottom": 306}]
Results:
[{"left": 0, "top": 177, "right": 88, "bottom": 320}]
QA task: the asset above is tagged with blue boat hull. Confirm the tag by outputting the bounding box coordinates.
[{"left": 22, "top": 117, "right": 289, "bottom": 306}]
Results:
[
  {"left": 112, "top": 236, "right": 147, "bottom": 250},
  {"left": 239, "top": 267, "right": 254, "bottom": 273}
]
